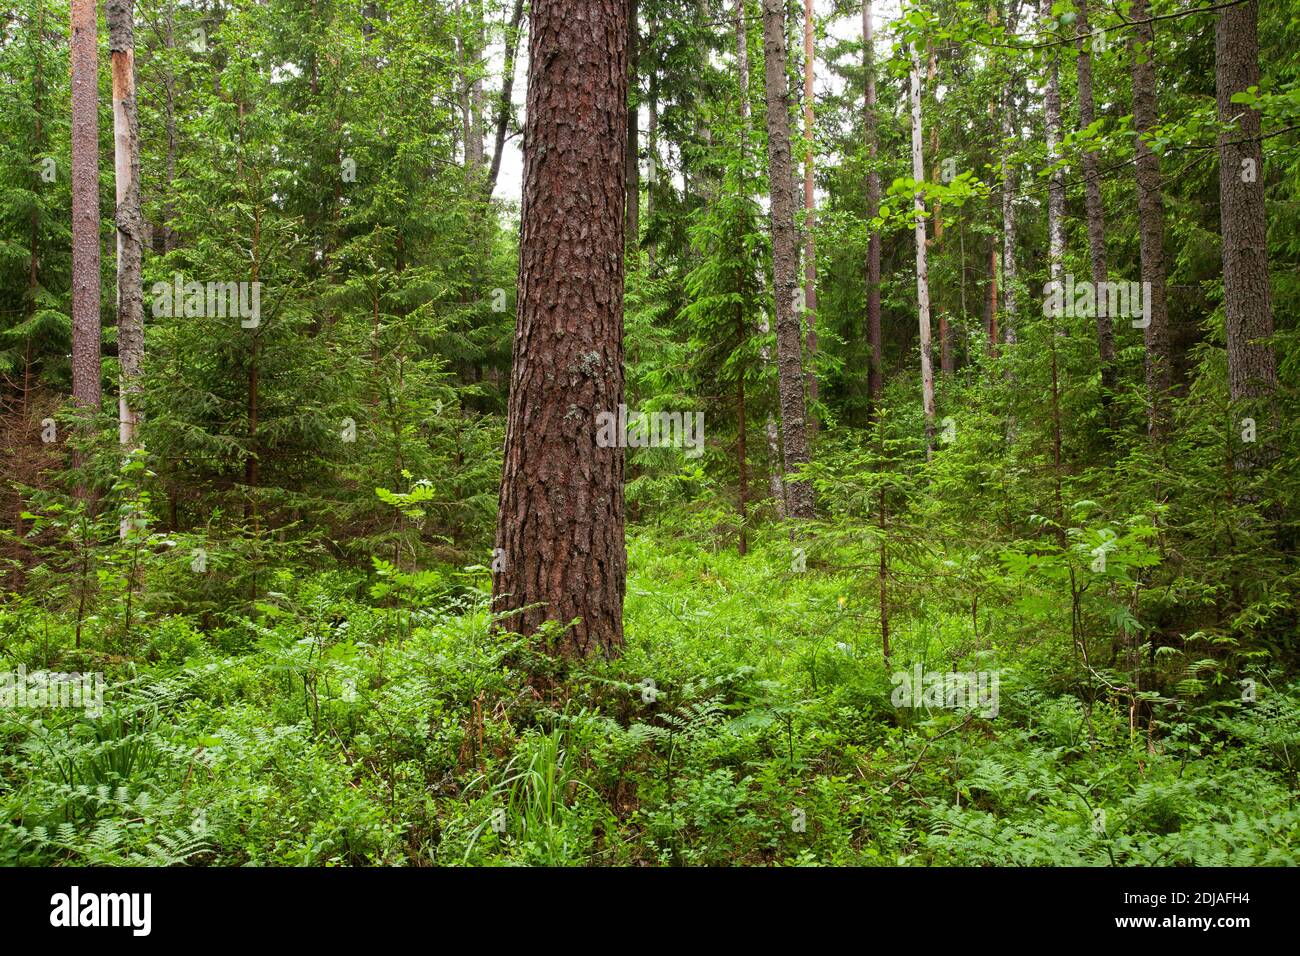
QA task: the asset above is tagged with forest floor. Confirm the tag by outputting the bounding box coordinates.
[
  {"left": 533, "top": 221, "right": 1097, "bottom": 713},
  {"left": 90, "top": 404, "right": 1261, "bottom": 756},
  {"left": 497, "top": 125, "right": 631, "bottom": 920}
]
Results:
[{"left": 1, "top": 521, "right": 1297, "bottom": 866}]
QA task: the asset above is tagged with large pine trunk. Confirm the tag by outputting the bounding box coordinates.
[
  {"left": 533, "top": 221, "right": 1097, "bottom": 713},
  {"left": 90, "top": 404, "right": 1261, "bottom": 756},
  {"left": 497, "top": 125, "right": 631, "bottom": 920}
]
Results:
[
  {"left": 70, "top": 0, "right": 102, "bottom": 420},
  {"left": 1216, "top": 0, "right": 1277, "bottom": 408},
  {"left": 1130, "top": 0, "right": 1172, "bottom": 439},
  {"left": 108, "top": 0, "right": 144, "bottom": 451},
  {"left": 760, "top": 0, "right": 813, "bottom": 519},
  {"left": 491, "top": 0, "right": 628, "bottom": 658}
]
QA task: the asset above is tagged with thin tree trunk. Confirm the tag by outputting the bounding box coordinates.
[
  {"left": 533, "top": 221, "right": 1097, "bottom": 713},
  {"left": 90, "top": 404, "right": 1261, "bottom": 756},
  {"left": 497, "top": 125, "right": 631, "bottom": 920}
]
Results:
[
  {"left": 998, "top": 0, "right": 1020, "bottom": 347},
  {"left": 738, "top": 0, "right": 785, "bottom": 514},
  {"left": 736, "top": 310, "right": 748, "bottom": 555},
  {"left": 471, "top": 0, "right": 487, "bottom": 164},
  {"left": 909, "top": 43, "right": 935, "bottom": 458},
  {"left": 986, "top": 237, "right": 999, "bottom": 356},
  {"left": 70, "top": 0, "right": 102, "bottom": 430},
  {"left": 1076, "top": 0, "right": 1116, "bottom": 398},
  {"left": 24, "top": 0, "right": 45, "bottom": 434},
  {"left": 484, "top": 0, "right": 525, "bottom": 201},
  {"left": 864, "top": 0, "right": 883, "bottom": 415},
  {"left": 455, "top": 0, "right": 484, "bottom": 177},
  {"left": 761, "top": 0, "right": 813, "bottom": 519},
  {"left": 925, "top": 45, "right": 953, "bottom": 375},
  {"left": 1216, "top": 0, "right": 1277, "bottom": 413},
  {"left": 1041, "top": 0, "right": 1065, "bottom": 307},
  {"left": 492, "top": 0, "right": 628, "bottom": 658},
  {"left": 108, "top": 0, "right": 144, "bottom": 454},
  {"left": 801, "top": 0, "right": 818, "bottom": 431},
  {"left": 1131, "top": 0, "right": 1172, "bottom": 439},
  {"left": 646, "top": 19, "right": 658, "bottom": 264},
  {"left": 626, "top": 0, "right": 640, "bottom": 255}
]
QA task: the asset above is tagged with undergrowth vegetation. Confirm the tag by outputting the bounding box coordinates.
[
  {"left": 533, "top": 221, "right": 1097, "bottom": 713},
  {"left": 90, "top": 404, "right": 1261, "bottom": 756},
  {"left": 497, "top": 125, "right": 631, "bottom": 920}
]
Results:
[{"left": 3, "top": 493, "right": 1295, "bottom": 866}]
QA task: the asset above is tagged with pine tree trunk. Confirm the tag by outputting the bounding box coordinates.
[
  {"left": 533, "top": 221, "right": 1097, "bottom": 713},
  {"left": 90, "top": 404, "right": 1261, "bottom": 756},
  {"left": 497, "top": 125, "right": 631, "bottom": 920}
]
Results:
[
  {"left": 761, "top": 0, "right": 813, "bottom": 519},
  {"left": 863, "top": 0, "right": 883, "bottom": 415},
  {"left": 1131, "top": 0, "right": 1172, "bottom": 439},
  {"left": 70, "top": 0, "right": 102, "bottom": 422},
  {"left": 909, "top": 43, "right": 936, "bottom": 457},
  {"left": 801, "top": 0, "right": 818, "bottom": 431},
  {"left": 1216, "top": 0, "right": 1277, "bottom": 408},
  {"left": 1076, "top": 0, "right": 1116, "bottom": 398},
  {"left": 108, "top": 0, "right": 143, "bottom": 452},
  {"left": 492, "top": 0, "right": 628, "bottom": 658}
]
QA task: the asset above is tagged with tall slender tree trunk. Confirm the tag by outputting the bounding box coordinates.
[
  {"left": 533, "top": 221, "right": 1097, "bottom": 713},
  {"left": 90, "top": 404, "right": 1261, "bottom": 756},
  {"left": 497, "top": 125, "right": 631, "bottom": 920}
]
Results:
[
  {"left": 163, "top": 3, "right": 178, "bottom": 252},
  {"left": 998, "top": 0, "right": 1021, "bottom": 347},
  {"left": 108, "top": 0, "right": 143, "bottom": 453},
  {"left": 1041, "top": 0, "right": 1065, "bottom": 301},
  {"left": 737, "top": 0, "right": 785, "bottom": 514},
  {"left": 909, "top": 44, "right": 935, "bottom": 458},
  {"left": 985, "top": 237, "right": 999, "bottom": 356},
  {"left": 801, "top": 0, "right": 818, "bottom": 431},
  {"left": 999, "top": 105, "right": 1017, "bottom": 345},
  {"left": 926, "top": 44, "right": 952, "bottom": 375},
  {"left": 761, "top": 0, "right": 813, "bottom": 519},
  {"left": 70, "top": 0, "right": 102, "bottom": 431},
  {"left": 736, "top": 310, "right": 748, "bottom": 555},
  {"left": 455, "top": 0, "right": 485, "bottom": 177},
  {"left": 1130, "top": 0, "right": 1172, "bottom": 439},
  {"left": 471, "top": 0, "right": 487, "bottom": 162},
  {"left": 492, "top": 0, "right": 628, "bottom": 658},
  {"left": 626, "top": 0, "right": 640, "bottom": 255},
  {"left": 1216, "top": 0, "right": 1277, "bottom": 414},
  {"left": 1076, "top": 0, "right": 1116, "bottom": 399},
  {"left": 484, "top": 0, "right": 526, "bottom": 202},
  {"left": 864, "top": 0, "right": 883, "bottom": 415},
  {"left": 24, "top": 0, "right": 46, "bottom": 432},
  {"left": 646, "top": 18, "right": 658, "bottom": 264}
]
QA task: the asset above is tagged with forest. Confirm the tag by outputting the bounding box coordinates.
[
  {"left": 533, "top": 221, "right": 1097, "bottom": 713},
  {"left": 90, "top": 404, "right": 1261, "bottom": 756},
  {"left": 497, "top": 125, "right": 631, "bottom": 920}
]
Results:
[{"left": 0, "top": 0, "right": 1297, "bottom": 871}]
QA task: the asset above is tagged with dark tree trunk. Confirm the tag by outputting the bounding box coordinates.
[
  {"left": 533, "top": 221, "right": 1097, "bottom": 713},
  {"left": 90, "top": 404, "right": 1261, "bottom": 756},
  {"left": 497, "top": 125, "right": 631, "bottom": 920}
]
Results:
[
  {"left": 1076, "top": 0, "right": 1116, "bottom": 399},
  {"left": 492, "top": 0, "right": 628, "bottom": 658},
  {"left": 1216, "top": 0, "right": 1277, "bottom": 409},
  {"left": 1131, "top": 0, "right": 1173, "bottom": 439},
  {"left": 761, "top": 0, "right": 813, "bottom": 519},
  {"left": 864, "top": 0, "right": 882, "bottom": 415}
]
